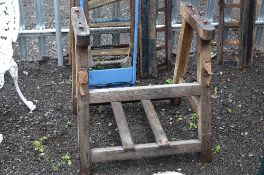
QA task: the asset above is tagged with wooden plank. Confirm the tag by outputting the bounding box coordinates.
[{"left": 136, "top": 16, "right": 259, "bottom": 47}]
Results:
[
  {"left": 75, "top": 33, "right": 91, "bottom": 174},
  {"left": 173, "top": 19, "right": 193, "bottom": 84},
  {"left": 111, "top": 102, "right": 135, "bottom": 151},
  {"left": 71, "top": 7, "right": 90, "bottom": 47},
  {"left": 70, "top": 0, "right": 77, "bottom": 113},
  {"left": 223, "top": 39, "right": 240, "bottom": 45},
  {"left": 89, "top": 83, "right": 201, "bottom": 104},
  {"left": 141, "top": 100, "right": 169, "bottom": 148},
  {"left": 90, "top": 22, "right": 131, "bottom": 28},
  {"left": 179, "top": 78, "right": 198, "bottom": 112},
  {"left": 224, "top": 3, "right": 240, "bottom": 8},
  {"left": 89, "top": 0, "right": 122, "bottom": 10},
  {"left": 179, "top": 2, "right": 215, "bottom": 40},
  {"left": 165, "top": 0, "right": 172, "bottom": 70},
  {"left": 217, "top": 0, "right": 224, "bottom": 64},
  {"left": 91, "top": 140, "right": 201, "bottom": 162},
  {"left": 239, "top": 0, "right": 257, "bottom": 68},
  {"left": 149, "top": 0, "right": 157, "bottom": 77},
  {"left": 224, "top": 21, "right": 239, "bottom": 28},
  {"left": 156, "top": 26, "right": 166, "bottom": 32},
  {"left": 92, "top": 47, "right": 129, "bottom": 56},
  {"left": 196, "top": 37, "right": 212, "bottom": 162}
]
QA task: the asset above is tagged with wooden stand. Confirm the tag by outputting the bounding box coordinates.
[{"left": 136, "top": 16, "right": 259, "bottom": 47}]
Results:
[{"left": 71, "top": 2, "right": 215, "bottom": 174}]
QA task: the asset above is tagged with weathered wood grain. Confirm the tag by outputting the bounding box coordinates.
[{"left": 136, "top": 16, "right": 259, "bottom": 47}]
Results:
[
  {"left": 111, "top": 102, "right": 135, "bottom": 151},
  {"left": 196, "top": 36, "right": 212, "bottom": 162},
  {"left": 142, "top": 100, "right": 169, "bottom": 148},
  {"left": 89, "top": 0, "right": 122, "bottom": 10},
  {"left": 89, "top": 83, "right": 201, "bottom": 104},
  {"left": 91, "top": 139, "right": 201, "bottom": 162},
  {"left": 179, "top": 2, "right": 215, "bottom": 41}
]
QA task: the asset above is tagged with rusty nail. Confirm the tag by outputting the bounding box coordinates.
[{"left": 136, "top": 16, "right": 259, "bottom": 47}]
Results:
[{"left": 75, "top": 9, "right": 79, "bottom": 13}]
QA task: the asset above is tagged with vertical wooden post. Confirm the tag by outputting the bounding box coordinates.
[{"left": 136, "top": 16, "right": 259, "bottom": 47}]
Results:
[
  {"left": 165, "top": 0, "right": 172, "bottom": 70},
  {"left": 217, "top": 0, "right": 224, "bottom": 65},
  {"left": 75, "top": 43, "right": 91, "bottom": 174},
  {"left": 196, "top": 36, "right": 212, "bottom": 162},
  {"left": 239, "top": 0, "right": 257, "bottom": 68},
  {"left": 70, "top": 0, "right": 77, "bottom": 113},
  {"left": 72, "top": 6, "right": 91, "bottom": 174},
  {"left": 140, "top": 0, "right": 157, "bottom": 78}
]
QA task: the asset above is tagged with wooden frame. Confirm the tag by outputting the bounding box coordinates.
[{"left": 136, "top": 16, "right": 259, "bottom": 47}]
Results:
[
  {"left": 217, "top": 0, "right": 256, "bottom": 68},
  {"left": 72, "top": 2, "right": 215, "bottom": 174}
]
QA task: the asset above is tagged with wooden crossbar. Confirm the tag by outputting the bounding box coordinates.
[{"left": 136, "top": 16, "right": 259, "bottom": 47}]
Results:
[
  {"left": 89, "top": 83, "right": 201, "bottom": 104},
  {"left": 91, "top": 139, "right": 201, "bottom": 162},
  {"left": 111, "top": 102, "right": 135, "bottom": 151},
  {"left": 141, "top": 100, "right": 169, "bottom": 148},
  {"left": 89, "top": 0, "right": 122, "bottom": 10}
]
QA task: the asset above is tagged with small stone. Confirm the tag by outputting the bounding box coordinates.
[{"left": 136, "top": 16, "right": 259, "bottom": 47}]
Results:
[
  {"left": 248, "top": 153, "right": 254, "bottom": 157},
  {"left": 0, "top": 134, "right": 3, "bottom": 143},
  {"left": 108, "top": 123, "right": 113, "bottom": 127},
  {"left": 219, "top": 71, "right": 223, "bottom": 75},
  {"left": 23, "top": 71, "right": 28, "bottom": 75}
]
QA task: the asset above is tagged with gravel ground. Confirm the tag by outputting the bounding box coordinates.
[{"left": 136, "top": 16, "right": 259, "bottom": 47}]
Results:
[{"left": 1, "top": 0, "right": 264, "bottom": 175}]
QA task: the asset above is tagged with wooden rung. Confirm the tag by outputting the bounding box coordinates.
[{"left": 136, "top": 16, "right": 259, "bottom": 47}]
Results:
[
  {"left": 157, "top": 26, "right": 166, "bottom": 32},
  {"left": 156, "top": 45, "right": 166, "bottom": 51},
  {"left": 91, "top": 139, "right": 201, "bottom": 162},
  {"left": 111, "top": 102, "right": 135, "bottom": 151},
  {"left": 224, "top": 3, "right": 240, "bottom": 8},
  {"left": 224, "top": 39, "right": 240, "bottom": 45},
  {"left": 157, "top": 7, "right": 166, "bottom": 12},
  {"left": 91, "top": 22, "right": 131, "bottom": 28},
  {"left": 224, "top": 21, "right": 239, "bottom": 28},
  {"left": 92, "top": 47, "right": 130, "bottom": 56},
  {"left": 89, "top": 83, "right": 201, "bottom": 104},
  {"left": 141, "top": 100, "right": 170, "bottom": 148}
]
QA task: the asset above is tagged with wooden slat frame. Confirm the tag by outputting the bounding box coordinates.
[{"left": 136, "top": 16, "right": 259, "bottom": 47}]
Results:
[
  {"left": 91, "top": 140, "right": 201, "bottom": 162},
  {"left": 111, "top": 102, "right": 135, "bottom": 151},
  {"left": 89, "top": 83, "right": 201, "bottom": 104},
  {"left": 141, "top": 100, "right": 169, "bottom": 148}
]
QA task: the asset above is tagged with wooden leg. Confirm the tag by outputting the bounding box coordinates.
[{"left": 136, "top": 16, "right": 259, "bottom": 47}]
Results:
[
  {"left": 75, "top": 44, "right": 91, "bottom": 174},
  {"left": 196, "top": 37, "right": 212, "bottom": 162},
  {"left": 172, "top": 19, "right": 193, "bottom": 105},
  {"left": 72, "top": 32, "right": 77, "bottom": 114},
  {"left": 217, "top": 0, "right": 224, "bottom": 65}
]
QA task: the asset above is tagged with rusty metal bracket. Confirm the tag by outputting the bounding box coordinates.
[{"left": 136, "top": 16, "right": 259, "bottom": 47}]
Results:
[{"left": 78, "top": 67, "right": 88, "bottom": 96}]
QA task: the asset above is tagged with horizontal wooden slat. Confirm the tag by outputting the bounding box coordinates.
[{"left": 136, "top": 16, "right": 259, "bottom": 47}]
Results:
[
  {"left": 91, "top": 139, "right": 201, "bottom": 162},
  {"left": 157, "top": 26, "right": 166, "bottom": 32},
  {"left": 224, "top": 21, "right": 239, "bottom": 28},
  {"left": 92, "top": 47, "right": 130, "bottom": 56},
  {"left": 91, "top": 22, "right": 130, "bottom": 28},
  {"left": 157, "top": 7, "right": 166, "bottom": 12},
  {"left": 89, "top": 0, "right": 122, "bottom": 10},
  {"left": 224, "top": 3, "right": 240, "bottom": 8},
  {"left": 156, "top": 45, "right": 166, "bottom": 51},
  {"left": 224, "top": 39, "right": 239, "bottom": 45},
  {"left": 89, "top": 83, "right": 201, "bottom": 104},
  {"left": 142, "top": 100, "right": 169, "bottom": 148},
  {"left": 111, "top": 102, "right": 135, "bottom": 151}
]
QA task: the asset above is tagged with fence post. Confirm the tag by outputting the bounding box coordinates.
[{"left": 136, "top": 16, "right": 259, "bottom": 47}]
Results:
[
  {"left": 18, "top": 0, "right": 27, "bottom": 57},
  {"left": 54, "top": 0, "right": 64, "bottom": 66},
  {"left": 256, "top": 0, "right": 264, "bottom": 46},
  {"left": 171, "top": 0, "right": 178, "bottom": 53},
  {"left": 34, "top": 0, "right": 48, "bottom": 57}
]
